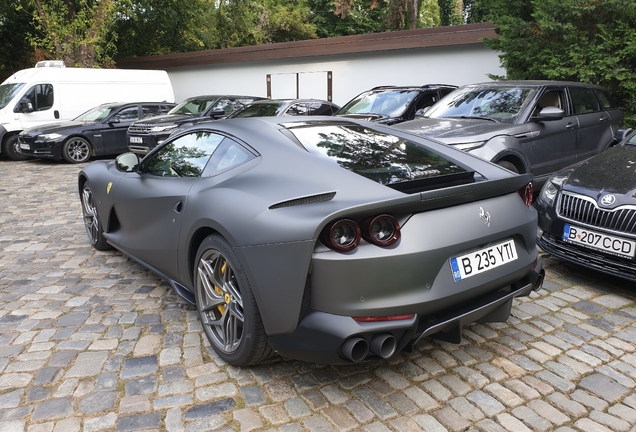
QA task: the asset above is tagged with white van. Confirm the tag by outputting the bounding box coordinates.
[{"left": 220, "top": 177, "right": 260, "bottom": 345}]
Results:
[{"left": 0, "top": 62, "right": 175, "bottom": 160}]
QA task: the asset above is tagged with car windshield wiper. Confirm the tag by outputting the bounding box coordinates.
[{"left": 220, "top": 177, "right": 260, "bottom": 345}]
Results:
[{"left": 457, "top": 116, "right": 498, "bottom": 123}]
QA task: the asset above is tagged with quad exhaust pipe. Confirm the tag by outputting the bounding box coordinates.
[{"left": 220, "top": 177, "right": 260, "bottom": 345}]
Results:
[{"left": 341, "top": 334, "right": 397, "bottom": 362}]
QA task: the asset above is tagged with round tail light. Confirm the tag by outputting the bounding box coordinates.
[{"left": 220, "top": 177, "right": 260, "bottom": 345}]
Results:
[
  {"left": 518, "top": 183, "right": 534, "bottom": 207},
  {"left": 320, "top": 219, "right": 361, "bottom": 252},
  {"left": 361, "top": 214, "right": 400, "bottom": 246}
]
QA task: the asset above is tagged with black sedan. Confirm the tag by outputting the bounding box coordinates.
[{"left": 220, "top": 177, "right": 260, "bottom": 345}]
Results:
[
  {"left": 79, "top": 117, "right": 543, "bottom": 366},
  {"left": 18, "top": 102, "right": 175, "bottom": 163},
  {"left": 536, "top": 128, "right": 636, "bottom": 281}
]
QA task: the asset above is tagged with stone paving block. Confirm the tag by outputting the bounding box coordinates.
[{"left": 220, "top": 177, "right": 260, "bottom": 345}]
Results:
[
  {"left": 496, "top": 412, "right": 532, "bottom": 432},
  {"left": 573, "top": 418, "right": 614, "bottom": 432},
  {"left": 465, "top": 390, "right": 505, "bottom": 417},
  {"left": 527, "top": 399, "right": 570, "bottom": 425},
  {"left": 436, "top": 406, "right": 471, "bottom": 431},
  {"left": 608, "top": 403, "right": 636, "bottom": 424},
  {"left": 511, "top": 406, "right": 551, "bottom": 431},
  {"left": 578, "top": 373, "right": 631, "bottom": 403},
  {"left": 588, "top": 410, "right": 631, "bottom": 431},
  {"left": 448, "top": 397, "right": 484, "bottom": 422},
  {"left": 547, "top": 393, "right": 588, "bottom": 418},
  {"left": 570, "top": 389, "right": 608, "bottom": 412},
  {"left": 344, "top": 399, "right": 374, "bottom": 423},
  {"left": 353, "top": 387, "right": 397, "bottom": 420}
]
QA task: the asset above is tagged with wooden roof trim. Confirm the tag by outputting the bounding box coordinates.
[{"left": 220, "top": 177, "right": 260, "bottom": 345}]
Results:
[{"left": 116, "top": 22, "right": 498, "bottom": 70}]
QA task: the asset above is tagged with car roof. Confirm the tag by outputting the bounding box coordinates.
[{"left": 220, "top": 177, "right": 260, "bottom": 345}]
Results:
[
  {"left": 182, "top": 95, "right": 262, "bottom": 101},
  {"left": 461, "top": 80, "right": 608, "bottom": 89},
  {"left": 369, "top": 84, "right": 458, "bottom": 91},
  {"left": 95, "top": 102, "right": 175, "bottom": 108}
]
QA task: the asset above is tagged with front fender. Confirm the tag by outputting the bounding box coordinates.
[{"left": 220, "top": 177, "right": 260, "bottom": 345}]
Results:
[{"left": 468, "top": 135, "right": 529, "bottom": 173}]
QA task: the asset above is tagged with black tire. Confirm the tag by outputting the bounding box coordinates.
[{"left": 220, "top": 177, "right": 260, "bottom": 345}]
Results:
[
  {"left": 80, "top": 181, "right": 112, "bottom": 251},
  {"left": 497, "top": 160, "right": 519, "bottom": 174},
  {"left": 2, "top": 135, "right": 30, "bottom": 161},
  {"left": 194, "top": 234, "right": 273, "bottom": 366},
  {"left": 62, "top": 137, "right": 91, "bottom": 163}
]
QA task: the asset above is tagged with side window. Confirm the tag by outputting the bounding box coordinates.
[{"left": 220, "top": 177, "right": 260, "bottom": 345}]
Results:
[
  {"left": 205, "top": 137, "right": 256, "bottom": 175},
  {"left": 213, "top": 98, "right": 253, "bottom": 116},
  {"left": 144, "top": 131, "right": 224, "bottom": 177},
  {"left": 23, "top": 84, "right": 54, "bottom": 111},
  {"left": 308, "top": 103, "right": 335, "bottom": 115},
  {"left": 570, "top": 88, "right": 601, "bottom": 114},
  {"left": 533, "top": 90, "right": 565, "bottom": 116},
  {"left": 415, "top": 93, "right": 437, "bottom": 112},
  {"left": 285, "top": 103, "right": 309, "bottom": 116},
  {"left": 113, "top": 107, "right": 140, "bottom": 122},
  {"left": 594, "top": 89, "right": 616, "bottom": 110},
  {"left": 160, "top": 105, "right": 173, "bottom": 114},
  {"left": 141, "top": 105, "right": 162, "bottom": 118}
]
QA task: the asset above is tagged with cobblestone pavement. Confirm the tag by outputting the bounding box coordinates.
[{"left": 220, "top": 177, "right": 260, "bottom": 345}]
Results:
[{"left": 2, "top": 157, "right": 636, "bottom": 432}]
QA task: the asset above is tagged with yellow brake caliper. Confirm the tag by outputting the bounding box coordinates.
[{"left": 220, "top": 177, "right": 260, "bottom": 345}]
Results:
[{"left": 215, "top": 260, "right": 228, "bottom": 316}]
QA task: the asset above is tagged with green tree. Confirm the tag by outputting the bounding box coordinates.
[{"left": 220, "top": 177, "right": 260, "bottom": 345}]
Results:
[
  {"left": 309, "top": 0, "right": 388, "bottom": 37},
  {"left": 479, "top": 0, "right": 636, "bottom": 126},
  {"left": 30, "top": 0, "right": 118, "bottom": 67},
  {"left": 0, "top": 0, "right": 35, "bottom": 81}
]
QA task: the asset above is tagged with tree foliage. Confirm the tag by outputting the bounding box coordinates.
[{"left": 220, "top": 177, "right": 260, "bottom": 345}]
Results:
[
  {"left": 478, "top": 0, "right": 636, "bottom": 126},
  {"left": 29, "top": 0, "right": 119, "bottom": 67},
  {"left": 0, "top": 0, "right": 35, "bottom": 81}
]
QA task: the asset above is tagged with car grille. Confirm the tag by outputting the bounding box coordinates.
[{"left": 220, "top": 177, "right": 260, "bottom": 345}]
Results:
[
  {"left": 127, "top": 124, "right": 153, "bottom": 134},
  {"left": 557, "top": 192, "right": 636, "bottom": 236}
]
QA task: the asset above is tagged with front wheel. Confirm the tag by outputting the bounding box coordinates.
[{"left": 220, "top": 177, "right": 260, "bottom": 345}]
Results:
[
  {"left": 63, "top": 137, "right": 91, "bottom": 163},
  {"left": 194, "top": 234, "right": 273, "bottom": 366},
  {"left": 80, "top": 181, "right": 111, "bottom": 251},
  {"left": 2, "top": 135, "right": 30, "bottom": 161}
]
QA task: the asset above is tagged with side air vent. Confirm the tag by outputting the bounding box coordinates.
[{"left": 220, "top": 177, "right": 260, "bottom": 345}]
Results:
[{"left": 269, "top": 192, "right": 336, "bottom": 210}]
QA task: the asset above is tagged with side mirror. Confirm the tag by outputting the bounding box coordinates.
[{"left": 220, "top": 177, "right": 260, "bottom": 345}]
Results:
[
  {"left": 614, "top": 128, "right": 633, "bottom": 143},
  {"left": 537, "top": 106, "right": 564, "bottom": 121},
  {"left": 108, "top": 118, "right": 121, "bottom": 125},
  {"left": 116, "top": 152, "right": 140, "bottom": 172},
  {"left": 14, "top": 98, "right": 34, "bottom": 113},
  {"left": 209, "top": 109, "right": 226, "bottom": 119}
]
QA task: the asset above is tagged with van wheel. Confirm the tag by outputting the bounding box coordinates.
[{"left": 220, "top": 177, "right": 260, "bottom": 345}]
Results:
[
  {"left": 2, "top": 135, "right": 30, "bottom": 161},
  {"left": 497, "top": 160, "right": 519, "bottom": 174},
  {"left": 62, "top": 137, "right": 91, "bottom": 163}
]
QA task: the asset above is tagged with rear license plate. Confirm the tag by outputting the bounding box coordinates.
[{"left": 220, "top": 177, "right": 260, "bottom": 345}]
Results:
[
  {"left": 450, "top": 239, "right": 517, "bottom": 282},
  {"left": 129, "top": 136, "right": 143, "bottom": 144},
  {"left": 19, "top": 143, "right": 30, "bottom": 150},
  {"left": 562, "top": 224, "right": 636, "bottom": 258}
]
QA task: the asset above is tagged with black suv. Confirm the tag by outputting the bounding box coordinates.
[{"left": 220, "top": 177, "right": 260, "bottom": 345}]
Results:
[
  {"left": 335, "top": 84, "right": 457, "bottom": 125},
  {"left": 127, "top": 95, "right": 262, "bottom": 155}
]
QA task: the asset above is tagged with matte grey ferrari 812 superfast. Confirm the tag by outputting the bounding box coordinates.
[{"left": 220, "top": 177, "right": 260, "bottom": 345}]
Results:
[{"left": 78, "top": 117, "right": 544, "bottom": 366}]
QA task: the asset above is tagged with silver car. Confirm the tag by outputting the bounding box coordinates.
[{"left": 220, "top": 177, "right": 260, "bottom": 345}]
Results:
[{"left": 395, "top": 81, "right": 624, "bottom": 189}]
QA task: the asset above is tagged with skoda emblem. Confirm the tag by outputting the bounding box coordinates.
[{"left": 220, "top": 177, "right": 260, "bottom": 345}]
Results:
[
  {"left": 479, "top": 207, "right": 491, "bottom": 227},
  {"left": 600, "top": 194, "right": 616, "bottom": 207}
]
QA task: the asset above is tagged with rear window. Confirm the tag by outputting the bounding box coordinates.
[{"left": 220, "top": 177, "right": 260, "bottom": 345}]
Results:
[{"left": 287, "top": 123, "right": 472, "bottom": 191}]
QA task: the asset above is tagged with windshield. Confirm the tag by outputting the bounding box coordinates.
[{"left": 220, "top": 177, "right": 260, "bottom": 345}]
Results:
[
  {"left": 627, "top": 133, "right": 636, "bottom": 146},
  {"left": 287, "top": 122, "right": 468, "bottom": 188},
  {"left": 338, "top": 89, "right": 419, "bottom": 117},
  {"left": 169, "top": 98, "right": 218, "bottom": 116},
  {"left": 229, "top": 102, "right": 285, "bottom": 118},
  {"left": 0, "top": 83, "right": 25, "bottom": 110},
  {"left": 425, "top": 86, "right": 538, "bottom": 124},
  {"left": 74, "top": 106, "right": 116, "bottom": 122}
]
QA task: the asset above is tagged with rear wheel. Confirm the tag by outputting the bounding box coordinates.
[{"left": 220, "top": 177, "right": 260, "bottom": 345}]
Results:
[
  {"left": 195, "top": 234, "right": 273, "bottom": 366},
  {"left": 62, "top": 137, "right": 91, "bottom": 163},
  {"left": 497, "top": 160, "right": 519, "bottom": 174},
  {"left": 2, "top": 135, "right": 30, "bottom": 161},
  {"left": 80, "top": 181, "right": 111, "bottom": 251}
]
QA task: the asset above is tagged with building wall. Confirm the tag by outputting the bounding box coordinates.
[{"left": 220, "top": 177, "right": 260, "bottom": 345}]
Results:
[{"left": 166, "top": 44, "right": 504, "bottom": 106}]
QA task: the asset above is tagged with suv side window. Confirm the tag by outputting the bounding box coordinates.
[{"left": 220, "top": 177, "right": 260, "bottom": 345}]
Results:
[
  {"left": 533, "top": 90, "right": 566, "bottom": 116},
  {"left": 594, "top": 89, "right": 616, "bottom": 109},
  {"left": 215, "top": 98, "right": 253, "bottom": 117},
  {"left": 24, "top": 84, "right": 54, "bottom": 111},
  {"left": 141, "top": 105, "right": 162, "bottom": 118},
  {"left": 570, "top": 88, "right": 601, "bottom": 114},
  {"left": 286, "top": 103, "right": 310, "bottom": 116}
]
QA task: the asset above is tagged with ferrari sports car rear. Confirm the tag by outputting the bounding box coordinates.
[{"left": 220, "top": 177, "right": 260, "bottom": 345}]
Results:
[{"left": 77, "top": 117, "right": 542, "bottom": 366}]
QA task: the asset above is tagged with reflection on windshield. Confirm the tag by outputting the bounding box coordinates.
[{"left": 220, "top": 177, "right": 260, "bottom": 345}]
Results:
[
  {"left": 426, "top": 86, "right": 537, "bottom": 124},
  {"left": 289, "top": 124, "right": 466, "bottom": 186},
  {"left": 170, "top": 99, "right": 216, "bottom": 116},
  {"left": 338, "top": 90, "right": 418, "bottom": 117},
  {"left": 0, "top": 83, "right": 25, "bottom": 110},
  {"left": 230, "top": 103, "right": 284, "bottom": 118},
  {"left": 74, "top": 106, "right": 116, "bottom": 122}
]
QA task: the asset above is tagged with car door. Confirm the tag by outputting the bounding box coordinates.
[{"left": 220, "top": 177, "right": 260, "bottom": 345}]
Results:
[
  {"left": 112, "top": 131, "right": 225, "bottom": 280},
  {"left": 525, "top": 86, "right": 580, "bottom": 176},
  {"left": 569, "top": 86, "right": 612, "bottom": 159},
  {"left": 17, "top": 83, "right": 57, "bottom": 130},
  {"left": 93, "top": 106, "right": 141, "bottom": 155}
]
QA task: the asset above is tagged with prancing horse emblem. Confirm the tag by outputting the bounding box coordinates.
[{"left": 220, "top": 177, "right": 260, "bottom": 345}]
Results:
[{"left": 479, "top": 207, "right": 491, "bottom": 226}]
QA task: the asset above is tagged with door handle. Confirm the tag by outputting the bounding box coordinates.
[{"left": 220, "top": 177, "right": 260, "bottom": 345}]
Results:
[
  {"left": 599, "top": 117, "right": 608, "bottom": 123},
  {"left": 54, "top": 110, "right": 60, "bottom": 119},
  {"left": 566, "top": 123, "right": 576, "bottom": 130},
  {"left": 173, "top": 201, "right": 183, "bottom": 213}
]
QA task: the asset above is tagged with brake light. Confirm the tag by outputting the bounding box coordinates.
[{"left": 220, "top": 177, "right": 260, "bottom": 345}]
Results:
[
  {"left": 518, "top": 183, "right": 533, "bottom": 207},
  {"left": 360, "top": 214, "right": 401, "bottom": 246},
  {"left": 320, "top": 219, "right": 361, "bottom": 252}
]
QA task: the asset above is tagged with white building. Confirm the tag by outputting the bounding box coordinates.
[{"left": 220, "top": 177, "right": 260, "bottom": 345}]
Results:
[{"left": 116, "top": 23, "right": 504, "bottom": 106}]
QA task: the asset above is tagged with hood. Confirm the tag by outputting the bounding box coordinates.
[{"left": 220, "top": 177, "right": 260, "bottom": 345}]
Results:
[
  {"left": 22, "top": 121, "right": 92, "bottom": 136},
  {"left": 563, "top": 145, "right": 636, "bottom": 200},
  {"left": 133, "top": 113, "right": 200, "bottom": 126},
  {"left": 395, "top": 118, "right": 524, "bottom": 144}
]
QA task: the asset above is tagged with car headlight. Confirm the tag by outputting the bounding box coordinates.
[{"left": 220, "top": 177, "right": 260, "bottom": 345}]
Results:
[
  {"left": 539, "top": 175, "right": 569, "bottom": 207},
  {"left": 452, "top": 141, "right": 486, "bottom": 151},
  {"left": 38, "top": 133, "right": 62, "bottom": 141},
  {"left": 149, "top": 125, "right": 178, "bottom": 133}
]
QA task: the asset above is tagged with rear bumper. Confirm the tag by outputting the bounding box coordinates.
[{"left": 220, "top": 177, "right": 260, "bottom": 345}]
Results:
[{"left": 268, "top": 262, "right": 543, "bottom": 364}]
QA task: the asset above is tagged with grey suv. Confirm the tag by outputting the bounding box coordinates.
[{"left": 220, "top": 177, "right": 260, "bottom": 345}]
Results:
[{"left": 395, "top": 81, "right": 624, "bottom": 187}]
